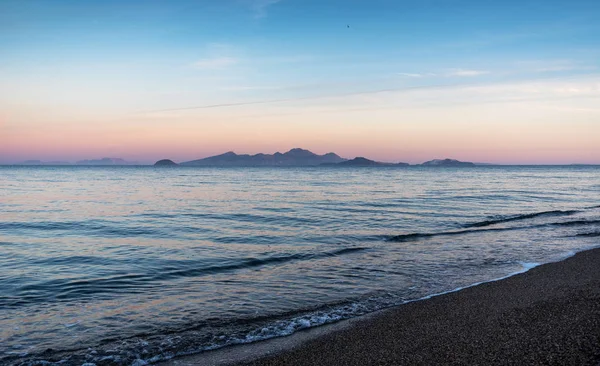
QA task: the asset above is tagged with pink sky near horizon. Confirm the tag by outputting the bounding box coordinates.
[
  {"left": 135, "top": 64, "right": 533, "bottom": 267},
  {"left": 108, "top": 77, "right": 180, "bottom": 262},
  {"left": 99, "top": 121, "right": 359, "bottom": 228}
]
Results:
[
  {"left": 2, "top": 99, "right": 599, "bottom": 165},
  {"left": 2, "top": 71, "right": 600, "bottom": 165}
]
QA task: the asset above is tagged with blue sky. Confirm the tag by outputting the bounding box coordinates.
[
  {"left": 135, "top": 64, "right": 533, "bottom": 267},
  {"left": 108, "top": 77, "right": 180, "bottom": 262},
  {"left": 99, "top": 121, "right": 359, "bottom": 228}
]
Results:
[{"left": 1, "top": 0, "right": 599, "bottom": 163}]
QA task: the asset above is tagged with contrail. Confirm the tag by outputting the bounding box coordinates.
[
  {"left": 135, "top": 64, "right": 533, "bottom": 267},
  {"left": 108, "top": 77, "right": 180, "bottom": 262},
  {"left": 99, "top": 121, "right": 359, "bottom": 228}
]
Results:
[
  {"left": 143, "top": 72, "right": 599, "bottom": 113},
  {"left": 146, "top": 82, "right": 474, "bottom": 112}
]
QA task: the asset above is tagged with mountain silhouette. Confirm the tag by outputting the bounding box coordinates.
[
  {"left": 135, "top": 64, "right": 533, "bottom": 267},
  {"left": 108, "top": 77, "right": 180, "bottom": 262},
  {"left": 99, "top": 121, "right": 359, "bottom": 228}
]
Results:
[
  {"left": 180, "top": 148, "right": 346, "bottom": 167},
  {"left": 323, "top": 157, "right": 409, "bottom": 167},
  {"left": 420, "top": 158, "right": 475, "bottom": 167},
  {"left": 154, "top": 159, "right": 178, "bottom": 166},
  {"left": 157, "top": 152, "right": 482, "bottom": 167}
]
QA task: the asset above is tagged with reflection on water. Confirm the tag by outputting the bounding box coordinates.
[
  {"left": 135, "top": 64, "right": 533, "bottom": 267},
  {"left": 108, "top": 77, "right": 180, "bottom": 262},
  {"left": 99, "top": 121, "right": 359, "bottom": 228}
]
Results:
[{"left": 1, "top": 166, "right": 599, "bottom": 365}]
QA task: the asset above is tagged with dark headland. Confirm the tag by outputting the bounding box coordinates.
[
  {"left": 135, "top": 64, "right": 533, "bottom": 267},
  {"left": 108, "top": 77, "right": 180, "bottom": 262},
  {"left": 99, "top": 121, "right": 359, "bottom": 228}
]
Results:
[
  {"left": 420, "top": 158, "right": 476, "bottom": 167},
  {"left": 322, "top": 157, "right": 409, "bottom": 167},
  {"left": 154, "top": 159, "right": 178, "bottom": 166},
  {"left": 165, "top": 247, "right": 600, "bottom": 366}
]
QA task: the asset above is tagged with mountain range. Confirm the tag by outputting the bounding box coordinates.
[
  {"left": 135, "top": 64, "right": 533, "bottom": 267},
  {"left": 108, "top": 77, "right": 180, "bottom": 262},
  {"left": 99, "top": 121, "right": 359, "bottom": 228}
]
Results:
[
  {"left": 154, "top": 149, "right": 479, "bottom": 167},
  {"left": 11, "top": 150, "right": 479, "bottom": 167},
  {"left": 179, "top": 148, "right": 347, "bottom": 166}
]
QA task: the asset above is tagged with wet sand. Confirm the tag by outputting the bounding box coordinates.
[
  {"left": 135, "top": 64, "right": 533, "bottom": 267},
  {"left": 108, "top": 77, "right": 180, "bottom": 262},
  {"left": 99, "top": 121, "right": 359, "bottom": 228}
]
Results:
[{"left": 165, "top": 247, "right": 600, "bottom": 366}]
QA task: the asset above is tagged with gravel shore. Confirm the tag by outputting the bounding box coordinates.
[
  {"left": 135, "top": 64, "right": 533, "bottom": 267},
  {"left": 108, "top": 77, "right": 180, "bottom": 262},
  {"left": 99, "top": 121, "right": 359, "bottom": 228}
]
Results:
[{"left": 166, "top": 247, "right": 600, "bottom": 366}]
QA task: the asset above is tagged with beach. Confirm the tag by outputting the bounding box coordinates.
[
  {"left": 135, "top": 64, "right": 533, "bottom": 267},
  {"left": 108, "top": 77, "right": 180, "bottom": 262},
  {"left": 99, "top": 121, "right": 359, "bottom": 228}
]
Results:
[{"left": 166, "top": 246, "right": 600, "bottom": 366}]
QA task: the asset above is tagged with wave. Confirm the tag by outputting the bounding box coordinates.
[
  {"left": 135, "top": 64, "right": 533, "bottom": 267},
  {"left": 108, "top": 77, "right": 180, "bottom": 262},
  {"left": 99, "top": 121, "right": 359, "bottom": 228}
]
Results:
[
  {"left": 138, "top": 212, "right": 318, "bottom": 226},
  {"left": 388, "top": 227, "right": 519, "bottom": 242},
  {"left": 10, "top": 255, "right": 555, "bottom": 366},
  {"left": 462, "top": 210, "right": 578, "bottom": 228},
  {"left": 0, "top": 247, "right": 367, "bottom": 308},
  {"left": 389, "top": 211, "right": 599, "bottom": 243},
  {"left": 0, "top": 220, "right": 172, "bottom": 238},
  {"left": 551, "top": 219, "right": 600, "bottom": 227},
  {"left": 1, "top": 213, "right": 319, "bottom": 239},
  {"left": 575, "top": 231, "right": 600, "bottom": 237}
]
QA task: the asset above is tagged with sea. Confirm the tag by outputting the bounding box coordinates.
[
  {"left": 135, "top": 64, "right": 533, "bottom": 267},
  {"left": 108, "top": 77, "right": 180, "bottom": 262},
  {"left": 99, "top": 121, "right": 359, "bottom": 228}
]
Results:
[{"left": 1, "top": 165, "right": 599, "bottom": 365}]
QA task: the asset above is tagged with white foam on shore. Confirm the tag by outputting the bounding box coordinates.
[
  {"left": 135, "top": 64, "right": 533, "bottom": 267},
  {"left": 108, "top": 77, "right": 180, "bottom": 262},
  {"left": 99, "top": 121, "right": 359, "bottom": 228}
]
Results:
[
  {"left": 31, "top": 248, "right": 594, "bottom": 366},
  {"left": 190, "top": 248, "right": 599, "bottom": 357},
  {"left": 408, "top": 245, "right": 600, "bottom": 308},
  {"left": 155, "top": 258, "right": 551, "bottom": 363},
  {"left": 518, "top": 262, "right": 540, "bottom": 271},
  {"left": 206, "top": 303, "right": 365, "bottom": 350},
  {"left": 411, "top": 261, "right": 541, "bottom": 304},
  {"left": 162, "top": 247, "right": 600, "bottom": 366},
  {"left": 70, "top": 246, "right": 599, "bottom": 366}
]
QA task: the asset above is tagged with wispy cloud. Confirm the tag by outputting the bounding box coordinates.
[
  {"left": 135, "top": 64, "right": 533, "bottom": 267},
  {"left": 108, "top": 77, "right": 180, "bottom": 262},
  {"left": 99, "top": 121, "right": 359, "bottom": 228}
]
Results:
[
  {"left": 192, "top": 57, "right": 238, "bottom": 70},
  {"left": 515, "top": 59, "right": 595, "bottom": 73},
  {"left": 190, "top": 43, "right": 310, "bottom": 71},
  {"left": 150, "top": 72, "right": 600, "bottom": 113},
  {"left": 251, "top": 0, "right": 282, "bottom": 18},
  {"left": 535, "top": 66, "right": 577, "bottom": 72},
  {"left": 446, "top": 69, "right": 490, "bottom": 77},
  {"left": 220, "top": 85, "right": 282, "bottom": 91},
  {"left": 445, "top": 77, "right": 600, "bottom": 106},
  {"left": 397, "top": 70, "right": 489, "bottom": 78},
  {"left": 252, "top": 54, "right": 313, "bottom": 64},
  {"left": 397, "top": 72, "right": 435, "bottom": 78},
  {"left": 191, "top": 43, "right": 239, "bottom": 70}
]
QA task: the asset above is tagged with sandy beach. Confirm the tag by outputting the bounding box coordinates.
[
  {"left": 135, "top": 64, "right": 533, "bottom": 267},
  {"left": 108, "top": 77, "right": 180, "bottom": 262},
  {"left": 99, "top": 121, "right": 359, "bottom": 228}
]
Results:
[{"left": 166, "top": 246, "right": 600, "bottom": 366}]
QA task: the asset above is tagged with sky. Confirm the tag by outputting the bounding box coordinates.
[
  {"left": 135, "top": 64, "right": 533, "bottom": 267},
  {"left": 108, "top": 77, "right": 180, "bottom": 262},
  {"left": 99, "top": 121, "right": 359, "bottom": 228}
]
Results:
[{"left": 1, "top": 0, "right": 599, "bottom": 164}]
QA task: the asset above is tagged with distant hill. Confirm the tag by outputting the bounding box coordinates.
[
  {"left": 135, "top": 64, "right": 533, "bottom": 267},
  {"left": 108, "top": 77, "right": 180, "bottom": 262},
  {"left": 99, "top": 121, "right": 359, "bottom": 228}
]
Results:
[
  {"left": 167, "top": 151, "right": 487, "bottom": 168},
  {"left": 154, "top": 159, "right": 178, "bottom": 166},
  {"left": 180, "top": 148, "right": 346, "bottom": 167},
  {"left": 323, "top": 157, "right": 409, "bottom": 167},
  {"left": 420, "top": 158, "right": 475, "bottom": 167},
  {"left": 76, "top": 158, "right": 137, "bottom": 165}
]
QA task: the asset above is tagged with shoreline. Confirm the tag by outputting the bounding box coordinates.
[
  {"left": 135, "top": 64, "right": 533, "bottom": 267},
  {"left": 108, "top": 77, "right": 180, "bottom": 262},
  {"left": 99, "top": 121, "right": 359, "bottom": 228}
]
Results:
[{"left": 163, "top": 246, "right": 600, "bottom": 365}]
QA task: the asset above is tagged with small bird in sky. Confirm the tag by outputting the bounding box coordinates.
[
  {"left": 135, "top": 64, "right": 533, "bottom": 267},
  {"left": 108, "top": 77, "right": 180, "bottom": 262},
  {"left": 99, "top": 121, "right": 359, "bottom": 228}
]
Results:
[{"left": 347, "top": 25, "right": 350, "bottom": 28}]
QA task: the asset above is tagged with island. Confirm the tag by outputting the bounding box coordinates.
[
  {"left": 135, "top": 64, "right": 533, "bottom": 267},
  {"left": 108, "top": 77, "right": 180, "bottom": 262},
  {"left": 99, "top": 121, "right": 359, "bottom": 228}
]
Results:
[
  {"left": 179, "top": 148, "right": 346, "bottom": 167},
  {"left": 420, "top": 158, "right": 475, "bottom": 167},
  {"left": 154, "top": 151, "right": 487, "bottom": 168},
  {"left": 154, "top": 159, "right": 178, "bottom": 166},
  {"left": 322, "top": 157, "right": 409, "bottom": 167}
]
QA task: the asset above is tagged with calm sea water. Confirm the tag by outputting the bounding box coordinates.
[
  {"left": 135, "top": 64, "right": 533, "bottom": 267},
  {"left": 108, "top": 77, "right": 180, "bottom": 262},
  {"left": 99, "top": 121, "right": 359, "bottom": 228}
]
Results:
[{"left": 1, "top": 166, "right": 599, "bottom": 365}]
